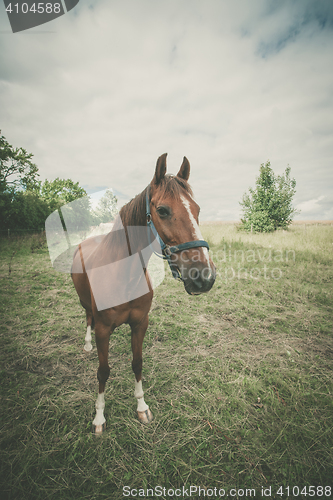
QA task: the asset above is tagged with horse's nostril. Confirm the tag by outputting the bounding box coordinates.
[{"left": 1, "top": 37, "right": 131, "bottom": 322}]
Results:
[
  {"left": 193, "top": 277, "right": 203, "bottom": 289},
  {"left": 192, "top": 271, "right": 214, "bottom": 290}
]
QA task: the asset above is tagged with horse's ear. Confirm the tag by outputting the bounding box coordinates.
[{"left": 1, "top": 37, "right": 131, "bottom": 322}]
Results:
[
  {"left": 153, "top": 153, "right": 167, "bottom": 185},
  {"left": 177, "top": 156, "right": 190, "bottom": 181}
]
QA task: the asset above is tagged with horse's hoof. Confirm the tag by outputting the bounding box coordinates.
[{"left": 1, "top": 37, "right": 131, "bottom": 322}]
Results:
[
  {"left": 92, "top": 422, "right": 106, "bottom": 434},
  {"left": 84, "top": 343, "right": 92, "bottom": 352},
  {"left": 137, "top": 408, "right": 153, "bottom": 424}
]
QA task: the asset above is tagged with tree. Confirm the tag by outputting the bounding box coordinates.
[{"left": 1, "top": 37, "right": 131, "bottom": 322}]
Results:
[
  {"left": 92, "top": 189, "right": 118, "bottom": 224},
  {"left": 40, "top": 178, "right": 87, "bottom": 212},
  {"left": 0, "top": 131, "right": 45, "bottom": 231},
  {"left": 239, "top": 161, "right": 297, "bottom": 232},
  {"left": 0, "top": 131, "right": 40, "bottom": 193},
  {"left": 41, "top": 178, "right": 91, "bottom": 231}
]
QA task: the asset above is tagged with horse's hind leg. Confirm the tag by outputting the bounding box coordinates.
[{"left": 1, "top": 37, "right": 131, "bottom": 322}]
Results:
[
  {"left": 131, "top": 315, "right": 153, "bottom": 424},
  {"left": 84, "top": 309, "right": 94, "bottom": 352}
]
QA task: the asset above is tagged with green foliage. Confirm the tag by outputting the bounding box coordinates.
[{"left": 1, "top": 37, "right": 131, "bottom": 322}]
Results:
[
  {"left": 40, "top": 178, "right": 87, "bottom": 212},
  {"left": 0, "top": 131, "right": 46, "bottom": 231},
  {"left": 0, "top": 131, "right": 40, "bottom": 193},
  {"left": 41, "top": 178, "right": 90, "bottom": 231},
  {"left": 240, "top": 161, "right": 297, "bottom": 232},
  {"left": 91, "top": 189, "right": 118, "bottom": 224},
  {"left": 1, "top": 191, "right": 50, "bottom": 231}
]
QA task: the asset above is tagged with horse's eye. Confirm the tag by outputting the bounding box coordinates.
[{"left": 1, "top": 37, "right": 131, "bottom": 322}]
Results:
[{"left": 156, "top": 206, "right": 170, "bottom": 218}]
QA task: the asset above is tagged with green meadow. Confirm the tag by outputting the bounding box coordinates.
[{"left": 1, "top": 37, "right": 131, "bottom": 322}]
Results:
[{"left": 0, "top": 223, "right": 332, "bottom": 499}]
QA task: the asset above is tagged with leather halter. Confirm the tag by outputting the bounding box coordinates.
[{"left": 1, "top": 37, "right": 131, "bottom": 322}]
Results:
[{"left": 145, "top": 187, "right": 209, "bottom": 280}]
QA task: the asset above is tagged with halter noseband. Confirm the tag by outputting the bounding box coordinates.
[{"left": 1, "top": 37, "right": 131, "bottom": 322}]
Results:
[{"left": 145, "top": 187, "right": 209, "bottom": 280}]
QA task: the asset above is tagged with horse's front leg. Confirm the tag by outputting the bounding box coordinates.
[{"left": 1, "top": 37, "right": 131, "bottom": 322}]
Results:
[
  {"left": 131, "top": 315, "right": 153, "bottom": 424},
  {"left": 92, "top": 322, "right": 111, "bottom": 434},
  {"left": 84, "top": 309, "right": 93, "bottom": 352}
]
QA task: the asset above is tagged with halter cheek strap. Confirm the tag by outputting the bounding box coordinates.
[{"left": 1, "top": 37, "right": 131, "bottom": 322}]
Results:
[{"left": 145, "top": 188, "right": 209, "bottom": 280}]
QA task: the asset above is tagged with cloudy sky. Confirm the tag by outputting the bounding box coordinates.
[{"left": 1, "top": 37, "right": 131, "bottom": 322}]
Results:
[{"left": 1, "top": 0, "right": 332, "bottom": 220}]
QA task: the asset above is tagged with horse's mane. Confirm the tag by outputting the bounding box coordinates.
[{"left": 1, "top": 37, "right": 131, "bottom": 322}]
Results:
[{"left": 120, "top": 188, "right": 147, "bottom": 228}]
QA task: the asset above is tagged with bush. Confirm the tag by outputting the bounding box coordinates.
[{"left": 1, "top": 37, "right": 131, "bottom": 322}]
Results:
[
  {"left": 240, "top": 161, "right": 298, "bottom": 232},
  {"left": 240, "top": 210, "right": 275, "bottom": 233},
  {"left": 0, "top": 190, "right": 50, "bottom": 232}
]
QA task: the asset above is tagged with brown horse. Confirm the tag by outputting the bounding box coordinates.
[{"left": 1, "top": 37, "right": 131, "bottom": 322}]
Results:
[{"left": 71, "top": 153, "right": 216, "bottom": 433}]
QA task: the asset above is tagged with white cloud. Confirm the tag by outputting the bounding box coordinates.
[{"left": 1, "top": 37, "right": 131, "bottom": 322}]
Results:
[
  {"left": 0, "top": 0, "right": 332, "bottom": 221},
  {"left": 295, "top": 195, "right": 333, "bottom": 220},
  {"left": 296, "top": 195, "right": 325, "bottom": 214}
]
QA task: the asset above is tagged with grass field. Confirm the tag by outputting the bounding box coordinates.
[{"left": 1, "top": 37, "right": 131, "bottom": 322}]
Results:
[{"left": 0, "top": 224, "right": 332, "bottom": 500}]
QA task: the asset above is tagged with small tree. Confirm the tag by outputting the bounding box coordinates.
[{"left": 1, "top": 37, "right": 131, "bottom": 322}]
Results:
[
  {"left": 41, "top": 178, "right": 91, "bottom": 231},
  {"left": 240, "top": 161, "right": 297, "bottom": 232},
  {"left": 92, "top": 189, "right": 118, "bottom": 224}
]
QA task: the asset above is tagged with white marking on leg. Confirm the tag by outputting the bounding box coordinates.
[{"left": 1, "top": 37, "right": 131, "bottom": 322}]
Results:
[
  {"left": 84, "top": 325, "right": 93, "bottom": 352},
  {"left": 92, "top": 392, "right": 106, "bottom": 427},
  {"left": 181, "top": 195, "right": 211, "bottom": 270},
  {"left": 134, "top": 379, "right": 149, "bottom": 412}
]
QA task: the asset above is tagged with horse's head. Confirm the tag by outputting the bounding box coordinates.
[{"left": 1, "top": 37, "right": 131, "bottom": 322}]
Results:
[{"left": 149, "top": 153, "right": 216, "bottom": 295}]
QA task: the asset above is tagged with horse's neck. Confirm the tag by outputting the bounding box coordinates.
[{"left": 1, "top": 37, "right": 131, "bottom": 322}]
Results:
[
  {"left": 121, "top": 187, "right": 147, "bottom": 226},
  {"left": 98, "top": 187, "right": 149, "bottom": 259},
  {"left": 118, "top": 188, "right": 148, "bottom": 255}
]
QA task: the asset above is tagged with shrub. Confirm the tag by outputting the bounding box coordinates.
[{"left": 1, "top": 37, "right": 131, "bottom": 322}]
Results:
[{"left": 240, "top": 161, "right": 297, "bottom": 232}]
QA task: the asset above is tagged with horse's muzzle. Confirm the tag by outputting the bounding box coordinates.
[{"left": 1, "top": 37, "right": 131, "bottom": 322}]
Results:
[{"left": 183, "top": 263, "right": 216, "bottom": 295}]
